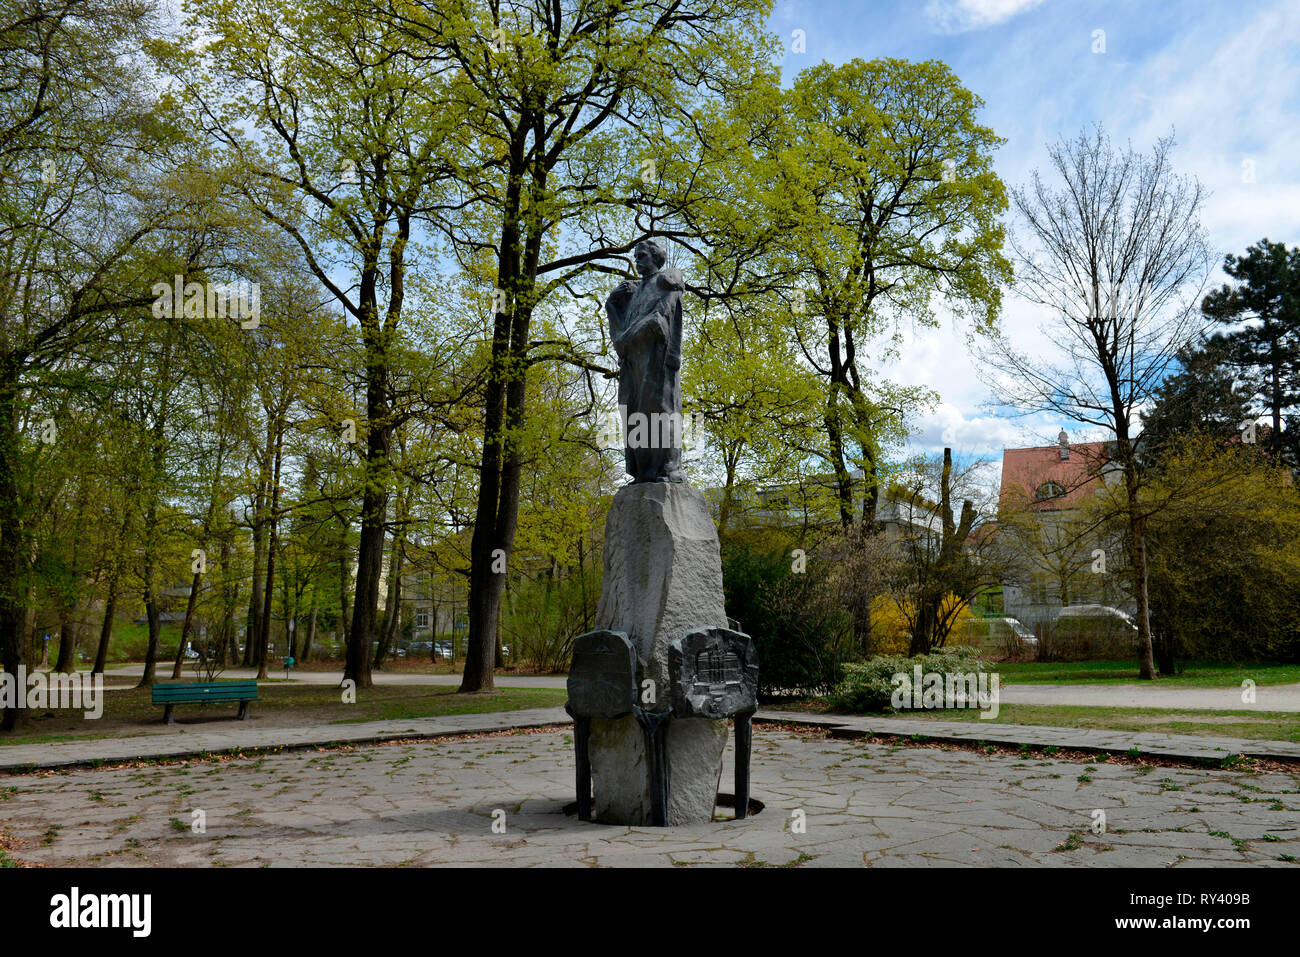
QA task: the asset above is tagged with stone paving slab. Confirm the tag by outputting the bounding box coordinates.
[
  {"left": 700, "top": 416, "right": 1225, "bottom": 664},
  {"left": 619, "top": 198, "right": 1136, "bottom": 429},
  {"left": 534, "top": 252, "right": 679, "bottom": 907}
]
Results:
[
  {"left": 755, "top": 711, "right": 1300, "bottom": 763},
  {"left": 2, "top": 729, "right": 1297, "bottom": 867},
  {"left": 0, "top": 707, "right": 573, "bottom": 773}
]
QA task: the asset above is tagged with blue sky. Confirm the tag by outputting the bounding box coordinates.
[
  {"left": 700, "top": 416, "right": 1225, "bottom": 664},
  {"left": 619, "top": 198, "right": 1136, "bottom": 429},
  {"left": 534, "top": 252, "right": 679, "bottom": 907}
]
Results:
[{"left": 766, "top": 0, "right": 1300, "bottom": 463}]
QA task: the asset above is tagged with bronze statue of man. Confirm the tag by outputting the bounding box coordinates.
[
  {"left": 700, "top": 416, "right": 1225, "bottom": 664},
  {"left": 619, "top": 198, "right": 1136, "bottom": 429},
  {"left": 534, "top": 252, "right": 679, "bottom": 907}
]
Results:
[{"left": 606, "top": 238, "right": 686, "bottom": 483}]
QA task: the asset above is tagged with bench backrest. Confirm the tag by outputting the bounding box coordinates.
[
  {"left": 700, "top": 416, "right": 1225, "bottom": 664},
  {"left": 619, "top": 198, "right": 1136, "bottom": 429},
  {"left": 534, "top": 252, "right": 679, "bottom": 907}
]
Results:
[{"left": 151, "top": 680, "right": 259, "bottom": 703}]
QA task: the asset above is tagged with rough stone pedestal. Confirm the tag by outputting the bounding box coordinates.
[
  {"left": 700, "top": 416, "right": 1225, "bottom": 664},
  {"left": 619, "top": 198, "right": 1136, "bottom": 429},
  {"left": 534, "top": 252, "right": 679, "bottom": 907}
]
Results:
[{"left": 589, "top": 482, "right": 729, "bottom": 825}]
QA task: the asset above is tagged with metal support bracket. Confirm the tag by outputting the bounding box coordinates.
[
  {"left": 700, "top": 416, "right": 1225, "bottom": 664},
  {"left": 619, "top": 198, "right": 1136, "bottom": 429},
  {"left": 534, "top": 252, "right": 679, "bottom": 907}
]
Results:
[
  {"left": 733, "top": 709, "right": 756, "bottom": 819},
  {"left": 634, "top": 706, "right": 671, "bottom": 827}
]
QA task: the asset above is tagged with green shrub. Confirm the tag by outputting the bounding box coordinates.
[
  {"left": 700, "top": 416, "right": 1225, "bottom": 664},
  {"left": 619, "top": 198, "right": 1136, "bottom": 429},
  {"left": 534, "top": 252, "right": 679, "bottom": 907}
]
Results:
[
  {"left": 721, "top": 543, "right": 853, "bottom": 699},
  {"left": 1039, "top": 614, "right": 1137, "bottom": 661},
  {"left": 502, "top": 570, "right": 600, "bottom": 673},
  {"left": 829, "top": 647, "right": 988, "bottom": 713}
]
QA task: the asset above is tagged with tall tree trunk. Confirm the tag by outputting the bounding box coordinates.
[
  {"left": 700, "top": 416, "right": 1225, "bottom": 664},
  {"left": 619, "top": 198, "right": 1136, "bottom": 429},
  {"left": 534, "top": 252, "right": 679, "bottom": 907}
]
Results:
[
  {"left": 136, "top": 496, "right": 165, "bottom": 688},
  {"left": 170, "top": 570, "right": 202, "bottom": 679},
  {"left": 1122, "top": 457, "right": 1157, "bottom": 680},
  {"left": 338, "top": 543, "right": 350, "bottom": 655},
  {"left": 218, "top": 534, "right": 236, "bottom": 666},
  {"left": 908, "top": 596, "right": 935, "bottom": 656},
  {"left": 343, "top": 258, "right": 396, "bottom": 691},
  {"left": 1153, "top": 629, "right": 1176, "bottom": 676},
  {"left": 860, "top": 446, "right": 879, "bottom": 524},
  {"left": 1269, "top": 335, "right": 1283, "bottom": 457},
  {"left": 375, "top": 518, "right": 404, "bottom": 669},
  {"left": 256, "top": 426, "right": 284, "bottom": 680},
  {"left": 824, "top": 394, "right": 855, "bottom": 528},
  {"left": 138, "top": 581, "right": 162, "bottom": 688},
  {"left": 717, "top": 455, "right": 738, "bottom": 536},
  {"left": 301, "top": 604, "right": 317, "bottom": 662},
  {"left": 242, "top": 601, "right": 255, "bottom": 667},
  {"left": 344, "top": 431, "right": 385, "bottom": 689},
  {"left": 92, "top": 581, "right": 118, "bottom": 675},
  {"left": 463, "top": 147, "right": 530, "bottom": 694},
  {"left": 465, "top": 424, "right": 508, "bottom": 692},
  {"left": 0, "top": 367, "right": 27, "bottom": 731},
  {"left": 245, "top": 485, "right": 266, "bottom": 668},
  {"left": 347, "top": 492, "right": 384, "bottom": 688},
  {"left": 257, "top": 547, "right": 274, "bottom": 678},
  {"left": 482, "top": 264, "right": 538, "bottom": 683},
  {"left": 850, "top": 449, "right": 878, "bottom": 653},
  {"left": 824, "top": 314, "right": 856, "bottom": 530},
  {"left": 53, "top": 615, "right": 78, "bottom": 673}
]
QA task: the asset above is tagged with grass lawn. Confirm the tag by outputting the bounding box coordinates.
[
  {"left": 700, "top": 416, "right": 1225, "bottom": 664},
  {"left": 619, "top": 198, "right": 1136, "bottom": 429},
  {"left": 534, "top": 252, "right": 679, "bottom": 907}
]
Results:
[
  {"left": 0, "top": 683, "right": 569, "bottom": 747},
  {"left": 991, "top": 660, "right": 1300, "bottom": 688},
  {"left": 778, "top": 699, "right": 1300, "bottom": 742},
  {"left": 293, "top": 658, "right": 561, "bottom": 676},
  {"left": 296, "top": 657, "right": 463, "bottom": 675}
]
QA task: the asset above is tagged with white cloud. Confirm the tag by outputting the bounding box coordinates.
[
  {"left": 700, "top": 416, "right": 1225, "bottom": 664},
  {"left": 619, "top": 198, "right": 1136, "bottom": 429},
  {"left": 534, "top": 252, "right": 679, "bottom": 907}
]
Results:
[
  {"left": 1118, "top": 3, "right": 1300, "bottom": 256},
  {"left": 925, "top": 0, "right": 1045, "bottom": 34},
  {"left": 911, "top": 402, "right": 1042, "bottom": 455}
]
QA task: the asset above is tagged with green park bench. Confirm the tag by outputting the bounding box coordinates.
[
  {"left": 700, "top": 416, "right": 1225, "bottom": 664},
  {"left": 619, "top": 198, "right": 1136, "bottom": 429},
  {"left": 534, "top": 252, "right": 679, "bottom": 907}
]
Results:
[{"left": 152, "top": 680, "right": 259, "bottom": 724}]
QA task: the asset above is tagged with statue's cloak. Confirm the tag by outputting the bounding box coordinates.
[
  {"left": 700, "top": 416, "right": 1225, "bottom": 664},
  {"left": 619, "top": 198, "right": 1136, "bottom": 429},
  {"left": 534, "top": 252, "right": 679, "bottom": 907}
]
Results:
[{"left": 607, "top": 267, "right": 684, "bottom": 481}]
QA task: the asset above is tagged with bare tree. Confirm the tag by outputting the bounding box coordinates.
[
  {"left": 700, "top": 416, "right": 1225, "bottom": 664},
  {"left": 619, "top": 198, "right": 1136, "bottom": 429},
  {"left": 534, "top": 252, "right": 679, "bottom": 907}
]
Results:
[{"left": 980, "top": 126, "right": 1213, "bottom": 679}]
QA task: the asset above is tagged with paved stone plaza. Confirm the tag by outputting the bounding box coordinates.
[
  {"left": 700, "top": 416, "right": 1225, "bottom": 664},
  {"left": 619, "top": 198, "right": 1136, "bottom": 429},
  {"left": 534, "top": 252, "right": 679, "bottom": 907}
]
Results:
[{"left": 2, "top": 728, "right": 1298, "bottom": 867}]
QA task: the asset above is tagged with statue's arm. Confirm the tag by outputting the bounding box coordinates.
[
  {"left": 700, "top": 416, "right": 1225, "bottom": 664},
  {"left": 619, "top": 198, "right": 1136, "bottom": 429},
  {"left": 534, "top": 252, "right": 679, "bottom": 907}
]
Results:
[
  {"left": 660, "top": 270, "right": 684, "bottom": 370},
  {"left": 606, "top": 280, "right": 636, "bottom": 355}
]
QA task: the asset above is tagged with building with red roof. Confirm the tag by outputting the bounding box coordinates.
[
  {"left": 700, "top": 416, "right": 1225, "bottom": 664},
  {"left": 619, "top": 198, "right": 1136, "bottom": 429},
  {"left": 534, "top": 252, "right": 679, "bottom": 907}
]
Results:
[
  {"left": 998, "top": 430, "right": 1117, "bottom": 510},
  {"left": 997, "top": 431, "right": 1134, "bottom": 630}
]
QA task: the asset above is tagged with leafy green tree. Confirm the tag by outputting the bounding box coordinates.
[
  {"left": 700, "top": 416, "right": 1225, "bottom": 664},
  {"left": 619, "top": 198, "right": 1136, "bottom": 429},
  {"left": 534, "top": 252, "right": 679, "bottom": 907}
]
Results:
[
  {"left": 0, "top": 0, "right": 273, "bottom": 716},
  {"left": 175, "top": 0, "right": 459, "bottom": 688},
  {"left": 1144, "top": 435, "right": 1300, "bottom": 663},
  {"left": 0, "top": 0, "right": 201, "bottom": 726},
  {"left": 684, "top": 299, "right": 825, "bottom": 535},
  {"left": 692, "top": 59, "right": 1010, "bottom": 529},
  {"left": 392, "top": 0, "right": 773, "bottom": 691}
]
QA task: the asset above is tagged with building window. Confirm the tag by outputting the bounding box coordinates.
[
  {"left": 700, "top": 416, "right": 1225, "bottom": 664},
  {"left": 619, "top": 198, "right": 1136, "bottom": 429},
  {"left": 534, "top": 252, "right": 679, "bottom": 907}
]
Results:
[
  {"left": 1035, "top": 481, "right": 1065, "bottom": 501},
  {"left": 414, "top": 610, "right": 429, "bottom": 629}
]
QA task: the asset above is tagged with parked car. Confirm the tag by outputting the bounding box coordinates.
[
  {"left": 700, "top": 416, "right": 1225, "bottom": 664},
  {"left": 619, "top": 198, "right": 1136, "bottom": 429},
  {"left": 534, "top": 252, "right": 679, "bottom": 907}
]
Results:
[
  {"left": 433, "top": 640, "right": 453, "bottom": 659},
  {"left": 1056, "top": 604, "right": 1138, "bottom": 628},
  {"left": 987, "top": 617, "right": 1037, "bottom": 655},
  {"left": 1048, "top": 604, "right": 1139, "bottom": 659}
]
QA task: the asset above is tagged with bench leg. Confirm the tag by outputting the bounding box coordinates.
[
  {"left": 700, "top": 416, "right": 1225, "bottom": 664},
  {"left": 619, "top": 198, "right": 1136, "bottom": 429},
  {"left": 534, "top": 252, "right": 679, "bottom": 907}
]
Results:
[
  {"left": 236, "top": 700, "right": 250, "bottom": 720},
  {"left": 162, "top": 703, "right": 174, "bottom": 724}
]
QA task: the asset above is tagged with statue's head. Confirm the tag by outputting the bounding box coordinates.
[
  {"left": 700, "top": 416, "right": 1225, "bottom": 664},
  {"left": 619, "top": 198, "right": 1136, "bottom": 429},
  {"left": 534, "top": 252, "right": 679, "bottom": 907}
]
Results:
[{"left": 633, "top": 238, "right": 667, "bottom": 277}]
